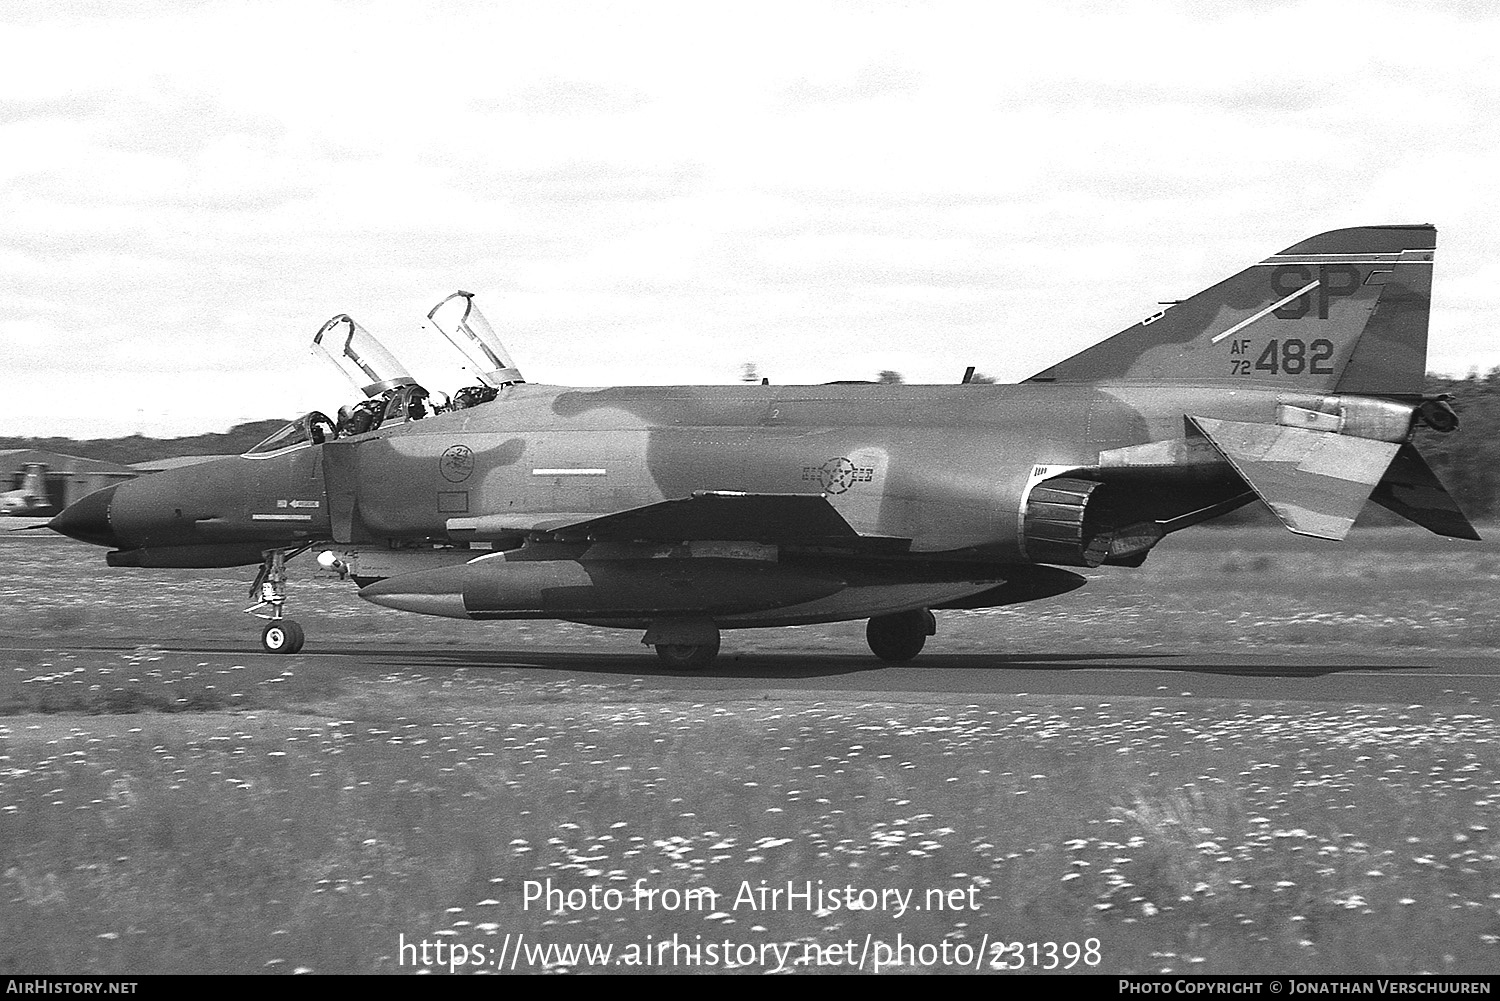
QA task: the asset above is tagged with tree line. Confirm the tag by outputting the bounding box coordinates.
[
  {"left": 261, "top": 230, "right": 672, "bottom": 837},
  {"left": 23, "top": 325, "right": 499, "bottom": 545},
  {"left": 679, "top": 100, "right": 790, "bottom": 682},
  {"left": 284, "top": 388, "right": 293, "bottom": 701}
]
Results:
[
  {"left": 0, "top": 420, "right": 287, "bottom": 468},
  {"left": 1416, "top": 368, "right": 1500, "bottom": 519}
]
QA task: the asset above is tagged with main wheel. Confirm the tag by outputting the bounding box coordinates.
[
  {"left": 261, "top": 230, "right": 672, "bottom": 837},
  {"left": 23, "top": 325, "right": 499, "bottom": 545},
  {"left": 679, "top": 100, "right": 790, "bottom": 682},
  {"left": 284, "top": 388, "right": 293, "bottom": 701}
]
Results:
[
  {"left": 261, "top": 619, "right": 305, "bottom": 654},
  {"left": 654, "top": 636, "right": 720, "bottom": 671},
  {"left": 866, "top": 610, "right": 931, "bottom": 662}
]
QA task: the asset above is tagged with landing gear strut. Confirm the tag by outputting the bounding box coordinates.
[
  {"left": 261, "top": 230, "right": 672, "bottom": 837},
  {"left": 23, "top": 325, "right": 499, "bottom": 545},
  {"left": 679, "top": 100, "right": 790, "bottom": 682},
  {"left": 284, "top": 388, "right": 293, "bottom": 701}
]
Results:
[
  {"left": 866, "top": 609, "right": 936, "bottom": 663},
  {"left": 246, "top": 546, "right": 312, "bottom": 654}
]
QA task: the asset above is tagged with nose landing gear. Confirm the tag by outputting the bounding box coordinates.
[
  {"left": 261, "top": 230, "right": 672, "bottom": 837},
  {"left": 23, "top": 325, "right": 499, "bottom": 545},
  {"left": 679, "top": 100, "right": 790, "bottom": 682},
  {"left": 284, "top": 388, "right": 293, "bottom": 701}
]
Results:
[
  {"left": 261, "top": 619, "right": 305, "bottom": 654},
  {"left": 246, "top": 546, "right": 313, "bottom": 654}
]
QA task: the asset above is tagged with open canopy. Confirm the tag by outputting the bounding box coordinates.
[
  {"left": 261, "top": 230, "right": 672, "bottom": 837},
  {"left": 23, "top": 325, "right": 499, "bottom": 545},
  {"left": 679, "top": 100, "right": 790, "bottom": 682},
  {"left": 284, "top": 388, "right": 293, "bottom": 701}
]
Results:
[
  {"left": 426, "top": 291, "right": 524, "bottom": 388},
  {"left": 312, "top": 314, "right": 417, "bottom": 397}
]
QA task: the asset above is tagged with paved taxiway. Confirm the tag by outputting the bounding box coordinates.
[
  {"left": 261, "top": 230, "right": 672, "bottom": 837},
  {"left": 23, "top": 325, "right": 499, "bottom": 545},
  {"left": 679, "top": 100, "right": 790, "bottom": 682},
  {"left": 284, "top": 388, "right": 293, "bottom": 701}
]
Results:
[{"left": 4, "top": 639, "right": 1499, "bottom": 709}]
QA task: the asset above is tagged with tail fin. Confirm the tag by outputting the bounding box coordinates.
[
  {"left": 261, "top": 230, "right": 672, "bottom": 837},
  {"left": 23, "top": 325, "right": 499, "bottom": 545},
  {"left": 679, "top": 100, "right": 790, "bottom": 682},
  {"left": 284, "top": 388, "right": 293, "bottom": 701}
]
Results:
[{"left": 1029, "top": 224, "right": 1435, "bottom": 394}]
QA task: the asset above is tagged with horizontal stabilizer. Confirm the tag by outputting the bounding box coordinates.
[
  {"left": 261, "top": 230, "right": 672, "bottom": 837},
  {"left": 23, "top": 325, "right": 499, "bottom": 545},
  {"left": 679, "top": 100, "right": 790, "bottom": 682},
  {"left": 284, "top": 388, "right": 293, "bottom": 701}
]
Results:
[
  {"left": 1188, "top": 416, "right": 1399, "bottom": 541},
  {"left": 1369, "top": 444, "right": 1480, "bottom": 540}
]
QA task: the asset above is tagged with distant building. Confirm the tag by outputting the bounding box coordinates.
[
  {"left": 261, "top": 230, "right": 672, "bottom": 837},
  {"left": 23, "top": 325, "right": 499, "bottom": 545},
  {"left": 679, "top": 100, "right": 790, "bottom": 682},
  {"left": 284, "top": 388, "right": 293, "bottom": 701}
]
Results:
[
  {"left": 129, "top": 455, "right": 236, "bottom": 474},
  {"left": 0, "top": 449, "right": 141, "bottom": 514}
]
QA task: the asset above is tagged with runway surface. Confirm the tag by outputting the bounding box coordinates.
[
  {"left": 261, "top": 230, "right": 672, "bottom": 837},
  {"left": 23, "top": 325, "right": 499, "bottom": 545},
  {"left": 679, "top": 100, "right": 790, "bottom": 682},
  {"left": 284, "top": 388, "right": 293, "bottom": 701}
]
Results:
[
  {"left": 6, "top": 520, "right": 1500, "bottom": 712},
  {"left": 7, "top": 524, "right": 1499, "bottom": 975},
  {"left": 5, "top": 637, "right": 1499, "bottom": 709}
]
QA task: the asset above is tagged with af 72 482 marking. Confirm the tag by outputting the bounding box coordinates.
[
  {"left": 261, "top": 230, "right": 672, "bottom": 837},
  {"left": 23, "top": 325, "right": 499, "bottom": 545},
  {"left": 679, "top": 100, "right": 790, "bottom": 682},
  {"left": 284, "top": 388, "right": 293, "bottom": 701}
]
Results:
[{"left": 1229, "top": 337, "right": 1335, "bottom": 377}]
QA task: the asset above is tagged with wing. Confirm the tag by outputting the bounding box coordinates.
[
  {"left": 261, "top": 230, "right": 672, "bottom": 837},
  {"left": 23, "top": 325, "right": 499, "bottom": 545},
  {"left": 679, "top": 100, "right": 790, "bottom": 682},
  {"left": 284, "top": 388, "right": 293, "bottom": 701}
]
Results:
[{"left": 446, "top": 491, "right": 912, "bottom": 552}]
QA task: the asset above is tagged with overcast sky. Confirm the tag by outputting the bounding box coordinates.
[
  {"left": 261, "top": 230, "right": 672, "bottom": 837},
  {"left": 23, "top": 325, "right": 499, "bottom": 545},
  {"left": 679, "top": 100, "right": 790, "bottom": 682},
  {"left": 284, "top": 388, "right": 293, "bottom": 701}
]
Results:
[{"left": 3, "top": 0, "right": 1498, "bottom": 437}]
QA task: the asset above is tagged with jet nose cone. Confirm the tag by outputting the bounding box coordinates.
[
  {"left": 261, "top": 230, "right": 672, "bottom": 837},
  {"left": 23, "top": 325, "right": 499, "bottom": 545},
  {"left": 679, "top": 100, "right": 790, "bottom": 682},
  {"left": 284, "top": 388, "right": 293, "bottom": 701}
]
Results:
[{"left": 49, "top": 485, "right": 121, "bottom": 547}]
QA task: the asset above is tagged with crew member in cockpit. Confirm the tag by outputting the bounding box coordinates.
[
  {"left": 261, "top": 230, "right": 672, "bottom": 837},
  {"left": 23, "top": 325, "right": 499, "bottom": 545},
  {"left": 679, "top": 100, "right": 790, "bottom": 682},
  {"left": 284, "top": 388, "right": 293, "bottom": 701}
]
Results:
[
  {"left": 339, "top": 398, "right": 384, "bottom": 436},
  {"left": 452, "top": 385, "right": 498, "bottom": 410}
]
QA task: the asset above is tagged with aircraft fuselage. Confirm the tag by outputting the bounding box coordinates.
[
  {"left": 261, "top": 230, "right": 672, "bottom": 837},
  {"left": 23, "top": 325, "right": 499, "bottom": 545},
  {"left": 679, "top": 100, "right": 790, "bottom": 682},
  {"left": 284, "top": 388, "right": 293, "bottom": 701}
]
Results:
[{"left": 53, "top": 379, "right": 1281, "bottom": 564}]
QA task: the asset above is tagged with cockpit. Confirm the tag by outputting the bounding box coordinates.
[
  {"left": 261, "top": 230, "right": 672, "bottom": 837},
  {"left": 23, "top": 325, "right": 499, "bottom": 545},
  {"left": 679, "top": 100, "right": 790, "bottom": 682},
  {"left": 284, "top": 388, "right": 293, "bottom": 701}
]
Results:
[
  {"left": 311, "top": 314, "right": 439, "bottom": 438},
  {"left": 250, "top": 293, "right": 527, "bottom": 456},
  {"left": 244, "top": 411, "right": 338, "bottom": 456}
]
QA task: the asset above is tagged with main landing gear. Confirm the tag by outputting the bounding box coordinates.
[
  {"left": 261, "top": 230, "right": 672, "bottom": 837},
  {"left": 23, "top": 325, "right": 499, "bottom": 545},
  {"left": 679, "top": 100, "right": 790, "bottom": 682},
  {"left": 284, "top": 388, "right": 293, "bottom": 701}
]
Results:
[
  {"left": 246, "top": 546, "right": 313, "bottom": 654},
  {"left": 644, "top": 618, "right": 721, "bottom": 671},
  {"left": 866, "top": 608, "right": 936, "bottom": 663},
  {"left": 654, "top": 635, "right": 721, "bottom": 671}
]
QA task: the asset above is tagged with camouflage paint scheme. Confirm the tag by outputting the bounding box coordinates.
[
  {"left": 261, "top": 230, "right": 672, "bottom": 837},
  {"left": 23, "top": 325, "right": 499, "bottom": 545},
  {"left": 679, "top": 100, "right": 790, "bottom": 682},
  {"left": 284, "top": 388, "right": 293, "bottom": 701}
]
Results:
[{"left": 48, "top": 225, "right": 1476, "bottom": 664}]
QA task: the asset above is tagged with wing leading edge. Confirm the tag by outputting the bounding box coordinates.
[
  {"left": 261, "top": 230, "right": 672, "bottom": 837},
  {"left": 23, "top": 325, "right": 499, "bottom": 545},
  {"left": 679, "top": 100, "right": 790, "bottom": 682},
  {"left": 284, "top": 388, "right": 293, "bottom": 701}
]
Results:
[{"left": 447, "top": 491, "right": 913, "bottom": 552}]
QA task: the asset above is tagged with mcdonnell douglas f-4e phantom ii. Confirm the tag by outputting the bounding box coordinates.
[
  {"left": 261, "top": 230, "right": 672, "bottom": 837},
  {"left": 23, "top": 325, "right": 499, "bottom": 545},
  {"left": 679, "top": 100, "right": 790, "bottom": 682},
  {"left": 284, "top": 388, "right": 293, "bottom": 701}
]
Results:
[{"left": 48, "top": 224, "right": 1477, "bottom": 668}]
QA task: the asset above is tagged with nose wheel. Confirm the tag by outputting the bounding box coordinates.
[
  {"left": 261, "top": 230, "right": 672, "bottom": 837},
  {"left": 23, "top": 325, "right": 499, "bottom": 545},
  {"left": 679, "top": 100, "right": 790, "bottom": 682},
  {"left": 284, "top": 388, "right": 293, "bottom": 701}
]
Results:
[
  {"left": 246, "top": 546, "right": 313, "bottom": 654},
  {"left": 261, "top": 620, "right": 305, "bottom": 654}
]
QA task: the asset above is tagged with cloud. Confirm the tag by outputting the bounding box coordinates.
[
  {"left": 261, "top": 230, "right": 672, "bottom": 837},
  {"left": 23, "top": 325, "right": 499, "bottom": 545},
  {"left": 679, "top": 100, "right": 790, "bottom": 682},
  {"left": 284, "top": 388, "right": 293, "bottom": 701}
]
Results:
[
  {"left": 473, "top": 80, "right": 652, "bottom": 118},
  {"left": 0, "top": 93, "right": 115, "bottom": 125},
  {"left": 2, "top": 0, "right": 1500, "bottom": 434},
  {"left": 449, "top": 159, "right": 704, "bottom": 205},
  {"left": 781, "top": 60, "right": 921, "bottom": 107}
]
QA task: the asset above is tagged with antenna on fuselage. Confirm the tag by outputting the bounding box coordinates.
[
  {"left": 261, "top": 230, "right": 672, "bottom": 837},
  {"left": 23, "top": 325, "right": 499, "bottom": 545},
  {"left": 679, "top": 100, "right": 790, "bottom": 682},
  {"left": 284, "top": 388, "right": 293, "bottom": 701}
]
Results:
[{"left": 425, "top": 291, "right": 525, "bottom": 387}]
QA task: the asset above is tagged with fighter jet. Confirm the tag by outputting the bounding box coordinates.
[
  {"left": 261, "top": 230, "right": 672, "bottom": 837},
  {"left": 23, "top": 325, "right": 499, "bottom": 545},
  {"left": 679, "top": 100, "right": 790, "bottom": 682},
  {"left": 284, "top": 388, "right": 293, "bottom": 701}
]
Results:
[
  {"left": 48, "top": 225, "right": 1475, "bottom": 666},
  {"left": 1, "top": 463, "right": 50, "bottom": 516}
]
